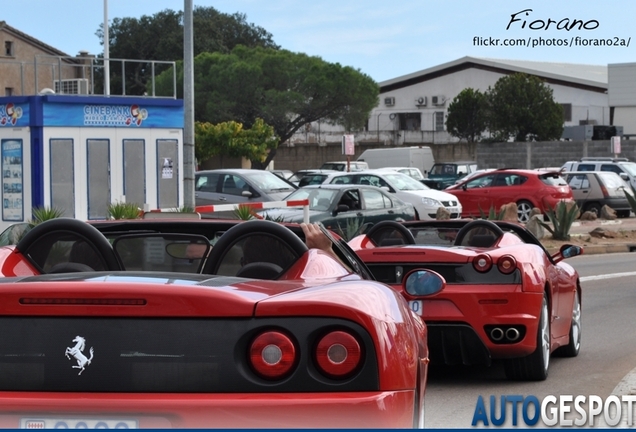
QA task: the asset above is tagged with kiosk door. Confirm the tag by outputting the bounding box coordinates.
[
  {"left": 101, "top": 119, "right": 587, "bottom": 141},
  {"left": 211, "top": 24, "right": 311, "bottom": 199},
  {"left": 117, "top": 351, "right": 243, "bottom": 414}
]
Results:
[{"left": 87, "top": 139, "right": 110, "bottom": 219}]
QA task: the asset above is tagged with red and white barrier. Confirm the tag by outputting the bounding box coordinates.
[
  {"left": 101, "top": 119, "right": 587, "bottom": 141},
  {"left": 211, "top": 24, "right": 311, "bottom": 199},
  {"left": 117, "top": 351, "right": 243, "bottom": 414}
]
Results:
[{"left": 193, "top": 199, "right": 311, "bottom": 223}]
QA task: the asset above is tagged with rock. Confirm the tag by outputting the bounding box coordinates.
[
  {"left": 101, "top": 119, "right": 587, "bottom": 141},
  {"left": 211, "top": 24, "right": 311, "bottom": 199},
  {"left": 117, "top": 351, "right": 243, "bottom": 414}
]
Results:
[
  {"left": 526, "top": 214, "right": 545, "bottom": 239},
  {"left": 436, "top": 207, "right": 451, "bottom": 220},
  {"left": 601, "top": 205, "right": 617, "bottom": 220},
  {"left": 529, "top": 207, "right": 542, "bottom": 218},
  {"left": 580, "top": 210, "right": 597, "bottom": 221},
  {"left": 500, "top": 202, "right": 518, "bottom": 221},
  {"left": 589, "top": 227, "right": 619, "bottom": 238}
]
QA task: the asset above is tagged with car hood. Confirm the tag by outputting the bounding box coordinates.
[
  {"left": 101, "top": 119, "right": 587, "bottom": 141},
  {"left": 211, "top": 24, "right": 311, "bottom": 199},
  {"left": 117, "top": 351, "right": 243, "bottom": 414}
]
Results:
[{"left": 262, "top": 190, "right": 296, "bottom": 201}]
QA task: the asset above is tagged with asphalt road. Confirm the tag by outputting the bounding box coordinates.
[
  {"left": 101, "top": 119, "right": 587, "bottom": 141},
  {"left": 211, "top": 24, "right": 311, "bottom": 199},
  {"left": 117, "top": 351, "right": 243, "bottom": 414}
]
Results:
[{"left": 423, "top": 252, "right": 636, "bottom": 428}]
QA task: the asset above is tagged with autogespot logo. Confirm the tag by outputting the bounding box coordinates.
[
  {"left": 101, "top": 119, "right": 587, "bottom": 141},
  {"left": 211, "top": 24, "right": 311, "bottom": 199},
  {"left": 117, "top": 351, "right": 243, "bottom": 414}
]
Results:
[{"left": 472, "top": 395, "right": 636, "bottom": 427}]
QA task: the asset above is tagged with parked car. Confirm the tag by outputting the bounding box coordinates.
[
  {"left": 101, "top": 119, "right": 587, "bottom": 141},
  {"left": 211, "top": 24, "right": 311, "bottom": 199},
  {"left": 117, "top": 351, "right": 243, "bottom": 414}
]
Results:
[
  {"left": 195, "top": 169, "right": 297, "bottom": 209},
  {"left": 259, "top": 184, "right": 416, "bottom": 237},
  {"left": 296, "top": 169, "right": 340, "bottom": 187},
  {"left": 269, "top": 169, "right": 294, "bottom": 181},
  {"left": 560, "top": 157, "right": 636, "bottom": 191},
  {"left": 320, "top": 170, "right": 462, "bottom": 220},
  {"left": 375, "top": 167, "right": 426, "bottom": 182},
  {"left": 445, "top": 169, "right": 574, "bottom": 223},
  {"left": 427, "top": 161, "right": 479, "bottom": 190},
  {"left": 320, "top": 161, "right": 369, "bottom": 172},
  {"left": 563, "top": 171, "right": 633, "bottom": 217},
  {"left": 0, "top": 217, "right": 435, "bottom": 428},
  {"left": 349, "top": 219, "right": 583, "bottom": 381},
  {"left": 287, "top": 169, "right": 338, "bottom": 186}
]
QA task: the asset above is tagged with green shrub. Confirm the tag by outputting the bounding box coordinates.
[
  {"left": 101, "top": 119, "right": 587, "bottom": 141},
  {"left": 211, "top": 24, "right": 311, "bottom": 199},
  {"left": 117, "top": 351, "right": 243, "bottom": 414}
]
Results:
[
  {"left": 108, "top": 202, "right": 141, "bottom": 220},
  {"left": 478, "top": 204, "right": 504, "bottom": 220},
  {"left": 539, "top": 201, "right": 579, "bottom": 241},
  {"left": 335, "top": 218, "right": 370, "bottom": 241},
  {"left": 29, "top": 206, "right": 65, "bottom": 227},
  {"left": 233, "top": 205, "right": 256, "bottom": 220},
  {"left": 624, "top": 186, "right": 636, "bottom": 214}
]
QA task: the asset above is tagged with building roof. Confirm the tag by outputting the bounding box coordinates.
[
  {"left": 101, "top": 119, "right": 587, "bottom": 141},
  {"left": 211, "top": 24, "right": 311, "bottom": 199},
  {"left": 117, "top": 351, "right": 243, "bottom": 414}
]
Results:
[
  {"left": 0, "top": 20, "right": 71, "bottom": 58},
  {"left": 379, "top": 56, "right": 608, "bottom": 93}
]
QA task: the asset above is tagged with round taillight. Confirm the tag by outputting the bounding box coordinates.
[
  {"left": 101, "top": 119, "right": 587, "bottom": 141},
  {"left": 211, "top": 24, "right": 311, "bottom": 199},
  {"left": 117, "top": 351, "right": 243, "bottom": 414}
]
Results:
[
  {"left": 249, "top": 331, "right": 296, "bottom": 379},
  {"left": 498, "top": 255, "right": 517, "bottom": 274},
  {"left": 473, "top": 254, "right": 493, "bottom": 272},
  {"left": 315, "top": 331, "right": 361, "bottom": 378}
]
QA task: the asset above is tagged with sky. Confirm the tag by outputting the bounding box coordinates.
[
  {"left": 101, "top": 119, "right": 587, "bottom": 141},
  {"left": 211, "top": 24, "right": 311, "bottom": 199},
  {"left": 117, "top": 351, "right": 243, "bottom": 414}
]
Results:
[{"left": 3, "top": 1, "right": 636, "bottom": 83}]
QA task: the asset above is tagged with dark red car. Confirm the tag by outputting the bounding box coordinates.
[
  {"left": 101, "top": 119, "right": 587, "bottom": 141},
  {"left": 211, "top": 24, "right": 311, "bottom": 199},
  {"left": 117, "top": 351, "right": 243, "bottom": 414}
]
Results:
[
  {"left": 444, "top": 169, "right": 574, "bottom": 222},
  {"left": 0, "top": 218, "right": 436, "bottom": 428},
  {"left": 349, "top": 219, "right": 583, "bottom": 381}
]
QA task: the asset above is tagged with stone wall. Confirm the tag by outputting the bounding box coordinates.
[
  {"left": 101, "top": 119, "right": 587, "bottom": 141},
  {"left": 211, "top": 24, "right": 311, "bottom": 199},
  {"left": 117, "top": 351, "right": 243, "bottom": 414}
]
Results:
[{"left": 200, "top": 139, "right": 635, "bottom": 173}]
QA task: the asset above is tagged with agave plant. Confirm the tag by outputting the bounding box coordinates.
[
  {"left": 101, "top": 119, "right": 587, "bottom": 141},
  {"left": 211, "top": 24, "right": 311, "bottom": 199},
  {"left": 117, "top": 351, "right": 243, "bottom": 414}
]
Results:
[
  {"left": 478, "top": 204, "right": 504, "bottom": 221},
  {"left": 624, "top": 186, "right": 636, "bottom": 214},
  {"left": 107, "top": 202, "right": 141, "bottom": 220},
  {"left": 539, "top": 201, "right": 580, "bottom": 241},
  {"left": 29, "top": 206, "right": 65, "bottom": 227},
  {"left": 233, "top": 205, "right": 256, "bottom": 220},
  {"left": 335, "top": 218, "right": 371, "bottom": 241}
]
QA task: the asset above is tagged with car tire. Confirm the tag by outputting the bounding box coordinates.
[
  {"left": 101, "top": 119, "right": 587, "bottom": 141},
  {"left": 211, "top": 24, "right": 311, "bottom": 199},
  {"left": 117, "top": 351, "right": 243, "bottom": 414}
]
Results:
[
  {"left": 516, "top": 200, "right": 534, "bottom": 223},
  {"left": 504, "top": 293, "right": 550, "bottom": 381},
  {"left": 583, "top": 202, "right": 602, "bottom": 217},
  {"left": 555, "top": 290, "right": 581, "bottom": 358}
]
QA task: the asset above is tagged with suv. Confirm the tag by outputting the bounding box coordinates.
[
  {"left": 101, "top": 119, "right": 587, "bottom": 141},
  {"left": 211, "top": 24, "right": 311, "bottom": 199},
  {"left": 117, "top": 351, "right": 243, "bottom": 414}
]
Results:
[
  {"left": 560, "top": 157, "right": 636, "bottom": 191},
  {"left": 562, "top": 171, "right": 633, "bottom": 218},
  {"left": 427, "top": 161, "right": 479, "bottom": 190}
]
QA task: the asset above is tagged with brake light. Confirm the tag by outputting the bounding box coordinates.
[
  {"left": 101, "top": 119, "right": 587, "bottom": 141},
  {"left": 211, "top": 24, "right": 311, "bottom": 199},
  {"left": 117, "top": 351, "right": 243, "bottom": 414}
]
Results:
[
  {"left": 600, "top": 183, "right": 609, "bottom": 197},
  {"left": 315, "top": 331, "right": 361, "bottom": 378},
  {"left": 497, "top": 255, "right": 517, "bottom": 274},
  {"left": 473, "top": 254, "right": 493, "bottom": 272},
  {"left": 249, "top": 331, "right": 297, "bottom": 379}
]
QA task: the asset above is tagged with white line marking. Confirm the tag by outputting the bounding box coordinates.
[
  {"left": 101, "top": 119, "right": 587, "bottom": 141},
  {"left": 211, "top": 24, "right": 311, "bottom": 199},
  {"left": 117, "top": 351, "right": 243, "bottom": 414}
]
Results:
[{"left": 581, "top": 271, "right": 636, "bottom": 282}]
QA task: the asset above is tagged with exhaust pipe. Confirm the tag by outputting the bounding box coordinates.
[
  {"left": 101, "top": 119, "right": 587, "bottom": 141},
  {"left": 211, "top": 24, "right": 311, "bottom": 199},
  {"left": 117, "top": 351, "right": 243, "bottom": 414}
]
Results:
[
  {"left": 506, "top": 327, "right": 520, "bottom": 341},
  {"left": 490, "top": 327, "right": 504, "bottom": 341}
]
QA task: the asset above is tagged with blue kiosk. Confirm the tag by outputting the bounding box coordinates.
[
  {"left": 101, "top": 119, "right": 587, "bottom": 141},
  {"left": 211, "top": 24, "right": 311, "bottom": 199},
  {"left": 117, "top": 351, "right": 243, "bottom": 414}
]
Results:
[{"left": 0, "top": 95, "right": 184, "bottom": 232}]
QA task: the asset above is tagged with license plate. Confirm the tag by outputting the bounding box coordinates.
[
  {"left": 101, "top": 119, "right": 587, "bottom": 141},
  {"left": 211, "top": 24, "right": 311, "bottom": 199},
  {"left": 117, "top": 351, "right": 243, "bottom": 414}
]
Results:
[
  {"left": 447, "top": 207, "right": 459, "bottom": 213},
  {"left": 409, "top": 300, "right": 423, "bottom": 316},
  {"left": 21, "top": 418, "right": 138, "bottom": 429}
]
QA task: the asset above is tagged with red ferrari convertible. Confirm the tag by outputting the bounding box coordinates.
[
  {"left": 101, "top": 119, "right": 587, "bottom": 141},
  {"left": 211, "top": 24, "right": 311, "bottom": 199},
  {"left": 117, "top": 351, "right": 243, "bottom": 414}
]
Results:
[
  {"left": 349, "top": 219, "right": 583, "bottom": 381},
  {"left": 0, "top": 217, "right": 440, "bottom": 428}
]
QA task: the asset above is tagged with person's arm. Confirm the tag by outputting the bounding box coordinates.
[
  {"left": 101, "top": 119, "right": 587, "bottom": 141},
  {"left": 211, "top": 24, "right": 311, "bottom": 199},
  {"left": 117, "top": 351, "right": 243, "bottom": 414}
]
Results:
[{"left": 300, "top": 223, "right": 351, "bottom": 270}]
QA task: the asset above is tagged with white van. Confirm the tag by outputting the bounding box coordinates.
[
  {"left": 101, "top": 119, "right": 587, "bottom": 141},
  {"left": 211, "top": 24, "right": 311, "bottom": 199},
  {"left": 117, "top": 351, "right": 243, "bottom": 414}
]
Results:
[{"left": 356, "top": 146, "right": 435, "bottom": 175}]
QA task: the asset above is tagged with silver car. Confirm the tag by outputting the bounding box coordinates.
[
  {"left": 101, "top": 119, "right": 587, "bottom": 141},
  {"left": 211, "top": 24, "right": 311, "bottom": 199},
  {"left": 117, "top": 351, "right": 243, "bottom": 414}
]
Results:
[
  {"left": 195, "top": 169, "right": 297, "bottom": 209},
  {"left": 321, "top": 170, "right": 462, "bottom": 220}
]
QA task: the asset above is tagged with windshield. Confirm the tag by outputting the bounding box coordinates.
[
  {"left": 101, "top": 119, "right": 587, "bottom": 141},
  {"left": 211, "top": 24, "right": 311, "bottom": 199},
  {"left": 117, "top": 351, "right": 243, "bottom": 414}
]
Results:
[
  {"left": 245, "top": 171, "right": 296, "bottom": 191},
  {"left": 620, "top": 162, "right": 636, "bottom": 176},
  {"left": 383, "top": 173, "right": 428, "bottom": 191},
  {"left": 285, "top": 188, "right": 338, "bottom": 210},
  {"left": 430, "top": 164, "right": 456, "bottom": 176}
]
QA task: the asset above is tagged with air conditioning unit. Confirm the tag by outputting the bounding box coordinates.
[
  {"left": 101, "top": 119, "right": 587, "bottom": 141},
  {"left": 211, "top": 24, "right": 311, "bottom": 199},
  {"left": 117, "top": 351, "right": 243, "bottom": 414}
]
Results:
[
  {"left": 384, "top": 97, "right": 395, "bottom": 107},
  {"left": 54, "top": 79, "right": 89, "bottom": 95},
  {"left": 431, "top": 95, "right": 446, "bottom": 106},
  {"left": 415, "top": 96, "right": 427, "bottom": 107}
]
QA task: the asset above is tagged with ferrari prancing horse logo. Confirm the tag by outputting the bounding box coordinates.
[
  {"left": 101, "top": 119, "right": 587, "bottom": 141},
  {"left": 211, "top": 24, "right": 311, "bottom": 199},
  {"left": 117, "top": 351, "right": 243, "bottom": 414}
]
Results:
[{"left": 65, "top": 335, "right": 94, "bottom": 375}]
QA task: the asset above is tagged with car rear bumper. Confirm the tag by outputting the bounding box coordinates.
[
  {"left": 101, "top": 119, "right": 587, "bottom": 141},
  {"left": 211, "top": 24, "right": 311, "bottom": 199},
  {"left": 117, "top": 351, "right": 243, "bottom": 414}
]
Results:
[
  {"left": 423, "top": 289, "right": 544, "bottom": 364},
  {"left": 0, "top": 391, "right": 416, "bottom": 428}
]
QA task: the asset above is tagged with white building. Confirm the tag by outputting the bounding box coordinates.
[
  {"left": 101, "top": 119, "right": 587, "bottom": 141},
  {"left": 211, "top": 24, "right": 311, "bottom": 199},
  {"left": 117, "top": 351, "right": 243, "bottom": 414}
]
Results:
[
  {"left": 608, "top": 62, "right": 636, "bottom": 138},
  {"left": 293, "top": 56, "right": 609, "bottom": 146}
]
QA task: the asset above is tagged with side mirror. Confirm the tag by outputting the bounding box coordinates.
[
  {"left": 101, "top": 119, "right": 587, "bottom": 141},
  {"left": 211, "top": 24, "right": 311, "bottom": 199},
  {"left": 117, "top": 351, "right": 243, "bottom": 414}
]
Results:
[
  {"left": 462, "top": 183, "right": 467, "bottom": 191},
  {"left": 561, "top": 244, "right": 582, "bottom": 259},
  {"left": 620, "top": 173, "right": 629, "bottom": 180},
  {"left": 552, "top": 244, "right": 583, "bottom": 263},
  {"left": 335, "top": 204, "right": 350, "bottom": 214},
  {"left": 404, "top": 269, "right": 445, "bottom": 296},
  {"left": 241, "top": 190, "right": 253, "bottom": 198}
]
